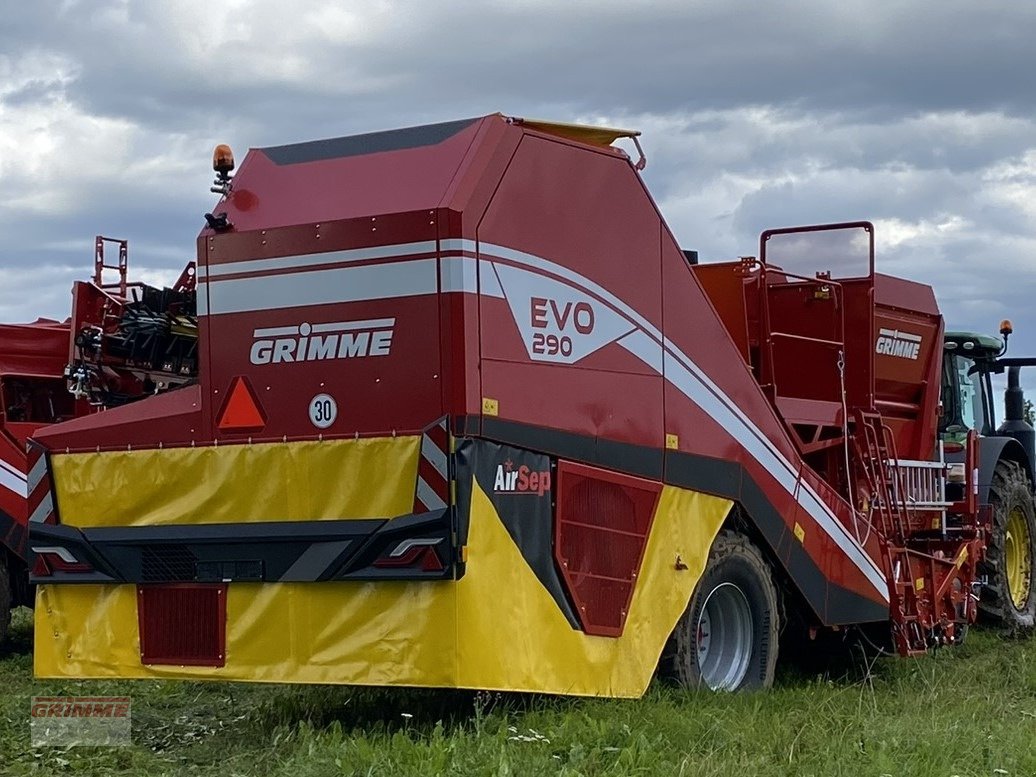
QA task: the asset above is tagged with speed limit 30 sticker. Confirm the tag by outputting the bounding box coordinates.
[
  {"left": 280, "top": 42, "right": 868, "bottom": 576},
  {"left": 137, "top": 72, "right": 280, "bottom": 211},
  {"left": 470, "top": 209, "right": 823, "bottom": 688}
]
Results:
[{"left": 308, "top": 393, "right": 338, "bottom": 429}]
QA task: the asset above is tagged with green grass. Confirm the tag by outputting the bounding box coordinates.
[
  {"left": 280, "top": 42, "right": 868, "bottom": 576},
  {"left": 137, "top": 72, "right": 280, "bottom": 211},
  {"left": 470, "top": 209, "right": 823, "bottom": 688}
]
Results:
[{"left": 1, "top": 608, "right": 1034, "bottom": 776}]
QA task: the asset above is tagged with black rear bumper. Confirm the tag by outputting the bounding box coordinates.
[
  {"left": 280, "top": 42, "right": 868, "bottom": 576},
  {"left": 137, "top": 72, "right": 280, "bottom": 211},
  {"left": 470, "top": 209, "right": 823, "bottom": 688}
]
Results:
[{"left": 29, "top": 508, "right": 457, "bottom": 584}]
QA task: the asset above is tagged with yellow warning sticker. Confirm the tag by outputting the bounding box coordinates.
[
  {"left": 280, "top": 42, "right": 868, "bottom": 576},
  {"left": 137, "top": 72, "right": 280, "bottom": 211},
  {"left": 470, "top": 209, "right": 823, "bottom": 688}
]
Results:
[
  {"left": 482, "top": 397, "right": 499, "bottom": 416},
  {"left": 665, "top": 434, "right": 679, "bottom": 450},
  {"left": 793, "top": 523, "right": 805, "bottom": 543},
  {"left": 915, "top": 578, "right": 925, "bottom": 591},
  {"left": 955, "top": 547, "right": 969, "bottom": 569}
]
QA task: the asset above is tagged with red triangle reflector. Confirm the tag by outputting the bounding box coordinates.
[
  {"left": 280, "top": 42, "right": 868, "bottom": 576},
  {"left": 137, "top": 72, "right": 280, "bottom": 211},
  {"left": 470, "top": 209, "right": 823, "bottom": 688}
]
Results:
[{"left": 217, "top": 376, "right": 266, "bottom": 431}]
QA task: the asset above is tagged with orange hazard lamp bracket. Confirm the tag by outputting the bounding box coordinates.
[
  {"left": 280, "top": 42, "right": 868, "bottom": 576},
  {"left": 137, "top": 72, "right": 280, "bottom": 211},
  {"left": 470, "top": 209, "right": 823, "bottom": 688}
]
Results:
[{"left": 216, "top": 376, "right": 267, "bottom": 432}]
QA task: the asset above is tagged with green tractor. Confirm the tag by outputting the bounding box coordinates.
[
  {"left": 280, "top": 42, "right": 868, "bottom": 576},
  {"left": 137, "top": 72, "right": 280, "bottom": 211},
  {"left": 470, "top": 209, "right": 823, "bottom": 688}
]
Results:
[{"left": 941, "top": 323, "right": 1036, "bottom": 632}]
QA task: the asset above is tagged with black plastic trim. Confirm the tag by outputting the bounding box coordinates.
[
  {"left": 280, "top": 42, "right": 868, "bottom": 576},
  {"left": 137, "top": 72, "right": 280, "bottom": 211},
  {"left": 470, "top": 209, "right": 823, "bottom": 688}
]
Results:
[
  {"left": 29, "top": 510, "right": 456, "bottom": 584},
  {"left": 261, "top": 119, "right": 477, "bottom": 166}
]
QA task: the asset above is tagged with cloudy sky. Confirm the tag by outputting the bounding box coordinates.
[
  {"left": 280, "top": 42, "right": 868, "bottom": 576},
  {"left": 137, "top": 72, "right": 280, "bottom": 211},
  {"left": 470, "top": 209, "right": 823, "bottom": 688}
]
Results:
[{"left": 2, "top": 0, "right": 1035, "bottom": 368}]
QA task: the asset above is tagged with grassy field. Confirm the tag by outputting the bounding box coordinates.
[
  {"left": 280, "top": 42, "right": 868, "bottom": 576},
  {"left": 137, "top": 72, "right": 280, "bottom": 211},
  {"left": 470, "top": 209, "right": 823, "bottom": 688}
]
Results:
[{"left": 2, "top": 608, "right": 1034, "bottom": 776}]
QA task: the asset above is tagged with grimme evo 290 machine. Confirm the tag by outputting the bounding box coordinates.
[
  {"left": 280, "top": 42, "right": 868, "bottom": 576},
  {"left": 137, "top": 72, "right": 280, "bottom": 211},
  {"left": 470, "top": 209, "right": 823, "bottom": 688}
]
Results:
[
  {"left": 0, "top": 239, "right": 197, "bottom": 643},
  {"left": 28, "top": 115, "right": 992, "bottom": 695}
]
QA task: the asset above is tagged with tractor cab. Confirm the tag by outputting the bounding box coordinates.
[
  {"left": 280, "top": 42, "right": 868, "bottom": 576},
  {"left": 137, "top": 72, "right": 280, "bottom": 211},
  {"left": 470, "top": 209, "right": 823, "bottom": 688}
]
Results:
[
  {"left": 941, "top": 327, "right": 1036, "bottom": 631},
  {"left": 940, "top": 331, "right": 1003, "bottom": 442}
]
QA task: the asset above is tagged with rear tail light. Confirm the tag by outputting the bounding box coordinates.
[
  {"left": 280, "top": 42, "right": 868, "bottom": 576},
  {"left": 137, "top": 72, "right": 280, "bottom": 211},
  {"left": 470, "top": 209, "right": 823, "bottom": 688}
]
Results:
[
  {"left": 31, "top": 546, "right": 93, "bottom": 577},
  {"left": 373, "top": 538, "right": 445, "bottom": 571}
]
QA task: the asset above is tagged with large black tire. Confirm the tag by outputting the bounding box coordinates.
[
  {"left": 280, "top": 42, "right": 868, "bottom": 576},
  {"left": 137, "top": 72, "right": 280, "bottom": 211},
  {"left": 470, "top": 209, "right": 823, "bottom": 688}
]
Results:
[
  {"left": 664, "top": 531, "right": 780, "bottom": 691},
  {"left": 979, "top": 460, "right": 1036, "bottom": 633},
  {"left": 0, "top": 553, "right": 10, "bottom": 644}
]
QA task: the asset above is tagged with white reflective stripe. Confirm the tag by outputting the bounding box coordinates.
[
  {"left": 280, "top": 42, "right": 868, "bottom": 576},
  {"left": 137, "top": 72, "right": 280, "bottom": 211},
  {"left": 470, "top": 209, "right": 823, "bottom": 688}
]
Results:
[
  {"left": 416, "top": 478, "right": 447, "bottom": 511},
  {"left": 0, "top": 455, "right": 26, "bottom": 483},
  {"left": 26, "top": 455, "right": 47, "bottom": 494},
  {"left": 251, "top": 319, "right": 395, "bottom": 338},
  {"left": 31, "top": 545, "right": 76, "bottom": 563},
  {"left": 389, "top": 537, "right": 442, "bottom": 558},
  {"left": 0, "top": 464, "right": 26, "bottom": 498},
  {"left": 312, "top": 318, "right": 394, "bottom": 334},
  {"left": 187, "top": 235, "right": 887, "bottom": 598},
  {"left": 421, "top": 434, "right": 448, "bottom": 480},
  {"left": 879, "top": 328, "right": 922, "bottom": 343},
  {"left": 29, "top": 493, "right": 53, "bottom": 523},
  {"left": 439, "top": 255, "right": 478, "bottom": 294},
  {"left": 440, "top": 238, "right": 474, "bottom": 253},
  {"left": 479, "top": 259, "right": 504, "bottom": 298},
  {"left": 253, "top": 325, "right": 301, "bottom": 337},
  {"left": 197, "top": 289, "right": 208, "bottom": 316},
  {"left": 206, "top": 259, "right": 438, "bottom": 315},
  {"left": 617, "top": 330, "right": 663, "bottom": 374},
  {"left": 202, "top": 240, "right": 439, "bottom": 279}
]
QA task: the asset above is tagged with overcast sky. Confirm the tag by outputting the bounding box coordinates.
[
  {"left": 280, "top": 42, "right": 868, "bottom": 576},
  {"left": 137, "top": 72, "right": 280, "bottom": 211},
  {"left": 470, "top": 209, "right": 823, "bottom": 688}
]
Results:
[{"left": 2, "top": 0, "right": 1035, "bottom": 371}]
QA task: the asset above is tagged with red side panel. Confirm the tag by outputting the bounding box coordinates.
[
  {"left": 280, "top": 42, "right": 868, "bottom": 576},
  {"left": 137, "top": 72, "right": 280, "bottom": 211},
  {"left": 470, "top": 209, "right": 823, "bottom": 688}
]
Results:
[
  {"left": 477, "top": 134, "right": 664, "bottom": 453},
  {"left": 202, "top": 213, "right": 443, "bottom": 441}
]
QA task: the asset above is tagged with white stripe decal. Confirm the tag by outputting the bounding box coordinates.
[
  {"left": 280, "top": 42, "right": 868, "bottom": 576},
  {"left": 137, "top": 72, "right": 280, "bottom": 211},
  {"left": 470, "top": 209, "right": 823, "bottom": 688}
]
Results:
[
  {"left": 0, "top": 456, "right": 26, "bottom": 484},
  {"left": 199, "top": 240, "right": 438, "bottom": 280},
  {"left": 0, "top": 466, "right": 27, "bottom": 498},
  {"left": 0, "top": 454, "right": 27, "bottom": 498},
  {"left": 253, "top": 325, "right": 302, "bottom": 337},
  {"left": 416, "top": 478, "right": 447, "bottom": 511},
  {"left": 27, "top": 455, "right": 47, "bottom": 494},
  {"left": 29, "top": 492, "right": 53, "bottom": 523},
  {"left": 878, "top": 328, "right": 922, "bottom": 343},
  {"left": 187, "top": 236, "right": 886, "bottom": 599},
  {"left": 205, "top": 259, "right": 438, "bottom": 315},
  {"left": 617, "top": 330, "right": 664, "bottom": 374},
  {"left": 311, "top": 318, "right": 395, "bottom": 334},
  {"left": 252, "top": 319, "right": 395, "bottom": 338},
  {"left": 480, "top": 260, "right": 504, "bottom": 298},
  {"left": 440, "top": 255, "right": 478, "bottom": 294},
  {"left": 421, "top": 435, "right": 449, "bottom": 481}
]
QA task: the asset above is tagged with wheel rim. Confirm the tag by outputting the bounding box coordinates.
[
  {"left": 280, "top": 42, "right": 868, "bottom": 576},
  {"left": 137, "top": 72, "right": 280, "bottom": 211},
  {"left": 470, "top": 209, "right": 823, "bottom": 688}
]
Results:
[
  {"left": 1005, "top": 506, "right": 1033, "bottom": 610},
  {"left": 696, "top": 582, "right": 753, "bottom": 691}
]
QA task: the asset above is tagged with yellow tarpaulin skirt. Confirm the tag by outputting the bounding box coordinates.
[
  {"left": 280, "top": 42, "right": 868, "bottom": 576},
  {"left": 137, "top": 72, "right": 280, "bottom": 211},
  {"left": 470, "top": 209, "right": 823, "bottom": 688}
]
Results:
[{"left": 36, "top": 438, "right": 729, "bottom": 697}]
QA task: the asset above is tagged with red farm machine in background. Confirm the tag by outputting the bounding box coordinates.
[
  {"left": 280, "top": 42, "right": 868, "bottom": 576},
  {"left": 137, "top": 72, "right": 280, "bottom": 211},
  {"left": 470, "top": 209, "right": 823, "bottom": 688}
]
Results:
[
  {"left": 24, "top": 115, "right": 1003, "bottom": 694},
  {"left": 0, "top": 237, "right": 197, "bottom": 641},
  {"left": 693, "top": 224, "right": 983, "bottom": 655},
  {"left": 0, "top": 318, "right": 72, "bottom": 636}
]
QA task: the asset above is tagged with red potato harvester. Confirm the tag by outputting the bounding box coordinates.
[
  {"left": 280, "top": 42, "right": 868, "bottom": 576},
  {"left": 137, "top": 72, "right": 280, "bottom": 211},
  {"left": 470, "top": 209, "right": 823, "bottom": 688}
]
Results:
[{"left": 27, "top": 115, "right": 998, "bottom": 695}]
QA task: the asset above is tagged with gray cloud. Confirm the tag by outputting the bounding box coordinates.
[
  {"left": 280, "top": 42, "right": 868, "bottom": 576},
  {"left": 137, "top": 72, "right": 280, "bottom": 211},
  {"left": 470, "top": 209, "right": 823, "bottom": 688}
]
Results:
[{"left": 0, "top": 0, "right": 1034, "bottom": 389}]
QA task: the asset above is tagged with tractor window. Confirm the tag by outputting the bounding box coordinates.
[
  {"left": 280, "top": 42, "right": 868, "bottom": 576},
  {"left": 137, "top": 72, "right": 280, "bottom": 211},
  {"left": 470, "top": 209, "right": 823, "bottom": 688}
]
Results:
[{"left": 941, "top": 353, "right": 984, "bottom": 433}]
